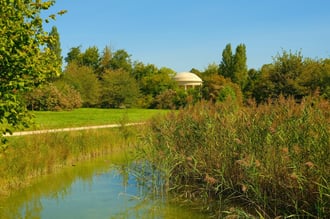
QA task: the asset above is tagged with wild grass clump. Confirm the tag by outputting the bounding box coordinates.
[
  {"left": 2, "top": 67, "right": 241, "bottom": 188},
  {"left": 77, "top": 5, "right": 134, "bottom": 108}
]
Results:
[
  {"left": 138, "top": 96, "right": 330, "bottom": 218},
  {"left": 0, "top": 126, "right": 138, "bottom": 196}
]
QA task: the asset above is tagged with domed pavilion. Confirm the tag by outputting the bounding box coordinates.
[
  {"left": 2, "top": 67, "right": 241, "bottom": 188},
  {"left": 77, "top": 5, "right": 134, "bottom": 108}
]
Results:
[{"left": 173, "top": 72, "right": 203, "bottom": 90}]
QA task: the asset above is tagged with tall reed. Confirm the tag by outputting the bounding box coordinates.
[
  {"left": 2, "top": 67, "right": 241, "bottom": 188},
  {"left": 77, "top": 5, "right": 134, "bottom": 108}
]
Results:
[{"left": 138, "top": 96, "right": 330, "bottom": 218}]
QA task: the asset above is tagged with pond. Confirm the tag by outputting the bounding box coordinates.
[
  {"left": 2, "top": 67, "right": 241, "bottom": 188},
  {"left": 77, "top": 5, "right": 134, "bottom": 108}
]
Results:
[{"left": 0, "top": 158, "right": 206, "bottom": 219}]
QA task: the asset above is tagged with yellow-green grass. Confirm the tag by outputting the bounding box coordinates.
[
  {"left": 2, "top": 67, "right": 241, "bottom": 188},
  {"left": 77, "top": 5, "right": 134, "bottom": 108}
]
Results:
[
  {"left": 1, "top": 108, "right": 169, "bottom": 196},
  {"left": 29, "top": 108, "right": 170, "bottom": 130},
  {"left": 0, "top": 125, "right": 139, "bottom": 197}
]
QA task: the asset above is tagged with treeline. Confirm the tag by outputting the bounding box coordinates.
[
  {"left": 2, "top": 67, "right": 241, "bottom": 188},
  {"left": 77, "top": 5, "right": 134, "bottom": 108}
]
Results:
[
  {"left": 199, "top": 44, "right": 330, "bottom": 104},
  {"left": 25, "top": 37, "right": 182, "bottom": 110},
  {"left": 24, "top": 29, "right": 330, "bottom": 111}
]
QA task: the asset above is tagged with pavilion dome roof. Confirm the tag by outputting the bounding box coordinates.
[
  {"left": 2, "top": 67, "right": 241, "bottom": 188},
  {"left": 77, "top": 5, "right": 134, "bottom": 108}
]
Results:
[{"left": 173, "top": 72, "right": 203, "bottom": 83}]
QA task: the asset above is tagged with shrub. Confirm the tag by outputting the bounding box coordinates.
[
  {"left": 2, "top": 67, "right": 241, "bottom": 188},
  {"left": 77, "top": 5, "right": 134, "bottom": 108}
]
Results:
[
  {"left": 25, "top": 83, "right": 82, "bottom": 111},
  {"left": 152, "top": 89, "right": 177, "bottom": 109}
]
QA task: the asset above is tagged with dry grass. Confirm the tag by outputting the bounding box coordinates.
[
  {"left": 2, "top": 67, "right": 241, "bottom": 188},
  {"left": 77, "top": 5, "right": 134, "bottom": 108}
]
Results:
[{"left": 138, "top": 96, "right": 330, "bottom": 218}]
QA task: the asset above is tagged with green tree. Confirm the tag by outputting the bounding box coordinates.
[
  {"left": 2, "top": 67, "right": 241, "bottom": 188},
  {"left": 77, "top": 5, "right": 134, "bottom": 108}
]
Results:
[
  {"left": 243, "top": 68, "right": 261, "bottom": 99},
  {"left": 219, "top": 43, "right": 248, "bottom": 88},
  {"left": 132, "top": 62, "right": 149, "bottom": 81},
  {"left": 233, "top": 44, "right": 248, "bottom": 88},
  {"left": 190, "top": 68, "right": 202, "bottom": 76},
  {"left": 63, "top": 62, "right": 101, "bottom": 107},
  {"left": 202, "top": 74, "right": 243, "bottom": 105},
  {"left": 202, "top": 63, "right": 219, "bottom": 77},
  {"left": 219, "top": 43, "right": 233, "bottom": 78},
  {"left": 98, "top": 46, "right": 112, "bottom": 77},
  {"left": 65, "top": 46, "right": 82, "bottom": 64},
  {"left": 0, "top": 0, "right": 62, "bottom": 140},
  {"left": 101, "top": 69, "right": 139, "bottom": 108},
  {"left": 139, "top": 66, "right": 177, "bottom": 108},
  {"left": 252, "top": 64, "right": 275, "bottom": 102},
  {"left": 141, "top": 67, "right": 177, "bottom": 108},
  {"left": 132, "top": 63, "right": 158, "bottom": 82},
  {"left": 81, "top": 46, "right": 99, "bottom": 70},
  {"left": 48, "top": 26, "right": 62, "bottom": 75},
  {"left": 252, "top": 51, "right": 308, "bottom": 102},
  {"left": 110, "top": 49, "right": 132, "bottom": 73},
  {"left": 270, "top": 50, "right": 305, "bottom": 99},
  {"left": 299, "top": 58, "right": 330, "bottom": 98}
]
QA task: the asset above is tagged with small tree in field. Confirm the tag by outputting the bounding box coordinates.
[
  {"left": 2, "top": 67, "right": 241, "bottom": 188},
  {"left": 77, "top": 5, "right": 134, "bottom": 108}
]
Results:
[
  {"left": 63, "top": 62, "right": 101, "bottom": 107},
  {"left": 101, "top": 69, "right": 139, "bottom": 108},
  {"left": 0, "top": 0, "right": 64, "bottom": 143}
]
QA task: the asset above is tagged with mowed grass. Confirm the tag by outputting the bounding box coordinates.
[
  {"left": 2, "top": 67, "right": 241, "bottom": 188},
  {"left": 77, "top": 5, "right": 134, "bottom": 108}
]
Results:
[{"left": 30, "top": 108, "right": 170, "bottom": 130}]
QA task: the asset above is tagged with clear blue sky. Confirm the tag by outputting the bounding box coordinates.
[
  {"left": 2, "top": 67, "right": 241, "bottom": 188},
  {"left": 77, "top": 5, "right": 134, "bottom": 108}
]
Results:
[{"left": 45, "top": 0, "right": 330, "bottom": 72}]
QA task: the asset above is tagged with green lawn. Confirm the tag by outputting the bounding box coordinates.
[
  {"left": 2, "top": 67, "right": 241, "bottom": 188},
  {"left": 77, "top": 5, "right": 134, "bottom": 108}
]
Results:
[{"left": 30, "top": 108, "right": 170, "bottom": 130}]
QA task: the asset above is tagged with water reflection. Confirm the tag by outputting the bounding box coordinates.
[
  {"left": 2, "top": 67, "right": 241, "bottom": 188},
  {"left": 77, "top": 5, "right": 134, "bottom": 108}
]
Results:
[{"left": 0, "top": 159, "right": 205, "bottom": 219}]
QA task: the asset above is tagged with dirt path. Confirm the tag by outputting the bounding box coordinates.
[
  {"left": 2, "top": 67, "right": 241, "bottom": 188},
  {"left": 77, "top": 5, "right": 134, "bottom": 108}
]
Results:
[{"left": 5, "top": 122, "right": 145, "bottom": 137}]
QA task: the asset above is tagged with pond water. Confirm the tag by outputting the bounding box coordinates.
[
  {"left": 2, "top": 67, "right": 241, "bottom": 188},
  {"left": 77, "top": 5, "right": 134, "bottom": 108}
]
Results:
[{"left": 0, "top": 158, "right": 206, "bottom": 219}]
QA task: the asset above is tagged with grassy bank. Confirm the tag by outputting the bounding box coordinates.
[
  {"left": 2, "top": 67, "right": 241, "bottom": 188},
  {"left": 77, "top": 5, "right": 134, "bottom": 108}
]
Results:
[
  {"left": 138, "top": 96, "right": 330, "bottom": 218},
  {"left": 0, "top": 124, "right": 139, "bottom": 196},
  {"left": 1, "top": 108, "right": 168, "bottom": 196}
]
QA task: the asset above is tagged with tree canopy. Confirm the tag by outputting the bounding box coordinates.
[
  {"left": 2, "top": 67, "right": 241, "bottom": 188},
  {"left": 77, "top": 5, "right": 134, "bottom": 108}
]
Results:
[
  {"left": 251, "top": 50, "right": 330, "bottom": 102},
  {"left": 0, "top": 0, "right": 63, "bottom": 139}
]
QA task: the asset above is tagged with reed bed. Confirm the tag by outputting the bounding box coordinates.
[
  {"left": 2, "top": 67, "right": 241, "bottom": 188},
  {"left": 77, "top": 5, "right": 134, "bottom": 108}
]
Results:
[
  {"left": 0, "top": 125, "right": 138, "bottom": 196},
  {"left": 138, "top": 96, "right": 330, "bottom": 218}
]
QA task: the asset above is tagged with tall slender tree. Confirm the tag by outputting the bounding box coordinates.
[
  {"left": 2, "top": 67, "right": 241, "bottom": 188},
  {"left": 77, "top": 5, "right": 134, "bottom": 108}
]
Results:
[
  {"left": 219, "top": 43, "right": 248, "bottom": 88},
  {"left": 219, "top": 43, "right": 233, "bottom": 78},
  {"left": 48, "top": 26, "right": 62, "bottom": 72},
  {"left": 233, "top": 44, "right": 248, "bottom": 88}
]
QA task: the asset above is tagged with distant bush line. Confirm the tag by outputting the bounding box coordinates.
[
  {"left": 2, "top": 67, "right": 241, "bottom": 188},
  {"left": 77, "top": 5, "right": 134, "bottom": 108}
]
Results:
[{"left": 23, "top": 46, "right": 329, "bottom": 111}]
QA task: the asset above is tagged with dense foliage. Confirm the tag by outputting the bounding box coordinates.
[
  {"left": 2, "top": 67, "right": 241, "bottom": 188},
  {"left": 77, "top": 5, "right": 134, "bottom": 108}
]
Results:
[
  {"left": 250, "top": 51, "right": 330, "bottom": 102},
  {"left": 0, "top": 0, "right": 64, "bottom": 140},
  {"left": 219, "top": 43, "right": 248, "bottom": 89},
  {"left": 23, "top": 40, "right": 329, "bottom": 111},
  {"left": 139, "top": 96, "right": 330, "bottom": 218}
]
